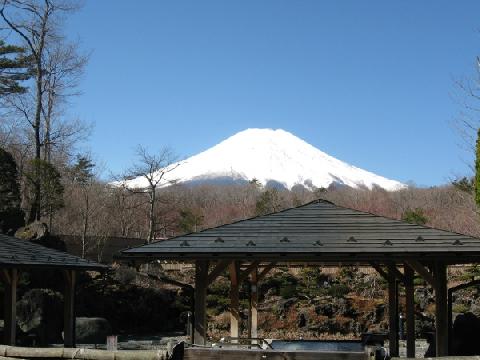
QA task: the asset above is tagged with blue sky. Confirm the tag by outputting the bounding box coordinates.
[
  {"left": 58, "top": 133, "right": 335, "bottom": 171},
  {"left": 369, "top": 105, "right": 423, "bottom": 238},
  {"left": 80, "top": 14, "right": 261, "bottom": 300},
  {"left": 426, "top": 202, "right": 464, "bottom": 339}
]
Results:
[{"left": 66, "top": 1, "right": 480, "bottom": 186}]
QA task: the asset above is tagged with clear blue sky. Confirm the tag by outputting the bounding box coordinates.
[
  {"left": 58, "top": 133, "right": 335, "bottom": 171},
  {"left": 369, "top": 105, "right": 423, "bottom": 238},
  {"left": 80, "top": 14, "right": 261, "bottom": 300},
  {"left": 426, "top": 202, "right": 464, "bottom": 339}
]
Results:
[{"left": 66, "top": 1, "right": 480, "bottom": 186}]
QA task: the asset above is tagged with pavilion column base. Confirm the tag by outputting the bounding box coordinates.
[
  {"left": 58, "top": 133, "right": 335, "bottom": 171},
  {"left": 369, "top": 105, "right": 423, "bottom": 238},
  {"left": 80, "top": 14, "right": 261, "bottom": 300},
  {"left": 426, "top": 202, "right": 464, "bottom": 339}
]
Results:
[
  {"left": 2, "top": 268, "right": 18, "bottom": 346},
  {"left": 248, "top": 266, "right": 258, "bottom": 342},
  {"left": 404, "top": 263, "right": 415, "bottom": 358},
  {"left": 388, "top": 263, "right": 399, "bottom": 357},
  {"left": 229, "top": 262, "right": 240, "bottom": 342},
  {"left": 63, "top": 270, "right": 76, "bottom": 348},
  {"left": 194, "top": 260, "right": 209, "bottom": 346},
  {"left": 434, "top": 262, "right": 448, "bottom": 357}
]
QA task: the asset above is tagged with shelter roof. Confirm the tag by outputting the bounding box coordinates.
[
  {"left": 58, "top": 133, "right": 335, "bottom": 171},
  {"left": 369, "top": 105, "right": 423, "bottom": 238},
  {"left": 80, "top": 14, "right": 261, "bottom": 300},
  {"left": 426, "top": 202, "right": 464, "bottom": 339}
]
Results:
[
  {"left": 0, "top": 233, "right": 107, "bottom": 270},
  {"left": 121, "top": 200, "right": 480, "bottom": 264}
]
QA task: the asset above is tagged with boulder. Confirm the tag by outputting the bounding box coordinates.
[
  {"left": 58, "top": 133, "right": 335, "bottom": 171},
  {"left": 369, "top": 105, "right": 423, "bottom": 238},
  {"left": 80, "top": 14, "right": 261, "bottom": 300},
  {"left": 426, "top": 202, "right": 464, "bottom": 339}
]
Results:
[
  {"left": 451, "top": 312, "right": 480, "bottom": 355},
  {"left": 414, "top": 287, "right": 434, "bottom": 311},
  {"left": 76, "top": 317, "right": 112, "bottom": 344},
  {"left": 278, "top": 297, "right": 297, "bottom": 312},
  {"left": 315, "top": 301, "right": 334, "bottom": 317},
  {"left": 470, "top": 302, "right": 480, "bottom": 317},
  {"left": 15, "top": 221, "right": 48, "bottom": 241},
  {"left": 16, "top": 289, "right": 64, "bottom": 345},
  {"left": 415, "top": 312, "right": 434, "bottom": 337},
  {"left": 297, "top": 313, "right": 306, "bottom": 328}
]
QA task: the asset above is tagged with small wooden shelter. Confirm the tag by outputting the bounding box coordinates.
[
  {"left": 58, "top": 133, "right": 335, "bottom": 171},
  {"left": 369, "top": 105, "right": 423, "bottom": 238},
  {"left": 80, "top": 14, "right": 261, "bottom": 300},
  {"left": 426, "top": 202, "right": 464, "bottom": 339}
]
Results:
[
  {"left": 121, "top": 199, "right": 480, "bottom": 357},
  {"left": 0, "top": 233, "right": 106, "bottom": 347}
]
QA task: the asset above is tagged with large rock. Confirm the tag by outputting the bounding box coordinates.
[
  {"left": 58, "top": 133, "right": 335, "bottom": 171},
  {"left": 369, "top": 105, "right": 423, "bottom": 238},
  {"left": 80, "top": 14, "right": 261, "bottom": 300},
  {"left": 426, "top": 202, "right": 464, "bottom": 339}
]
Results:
[
  {"left": 15, "top": 221, "right": 48, "bottom": 241},
  {"left": 76, "top": 317, "right": 112, "bottom": 344},
  {"left": 16, "top": 289, "right": 64, "bottom": 345},
  {"left": 14, "top": 221, "right": 66, "bottom": 253},
  {"left": 451, "top": 312, "right": 480, "bottom": 355}
]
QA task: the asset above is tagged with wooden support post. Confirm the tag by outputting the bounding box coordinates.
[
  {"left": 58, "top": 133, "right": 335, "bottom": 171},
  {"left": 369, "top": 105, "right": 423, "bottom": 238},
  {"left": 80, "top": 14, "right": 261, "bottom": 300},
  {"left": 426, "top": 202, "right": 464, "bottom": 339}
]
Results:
[
  {"left": 2, "top": 268, "right": 17, "bottom": 346},
  {"left": 194, "top": 260, "right": 209, "bottom": 345},
  {"left": 248, "top": 266, "right": 258, "bottom": 342},
  {"left": 434, "top": 262, "right": 448, "bottom": 356},
  {"left": 229, "top": 261, "right": 240, "bottom": 341},
  {"left": 404, "top": 264, "right": 415, "bottom": 358},
  {"left": 63, "top": 270, "right": 76, "bottom": 348},
  {"left": 387, "top": 263, "right": 399, "bottom": 357}
]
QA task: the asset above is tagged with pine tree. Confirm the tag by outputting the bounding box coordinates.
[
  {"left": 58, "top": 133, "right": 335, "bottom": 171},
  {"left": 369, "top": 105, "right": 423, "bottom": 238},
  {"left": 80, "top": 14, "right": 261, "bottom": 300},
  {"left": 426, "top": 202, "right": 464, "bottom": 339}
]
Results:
[
  {"left": 0, "top": 147, "right": 20, "bottom": 211},
  {"left": 0, "top": 40, "right": 32, "bottom": 95},
  {"left": 402, "top": 208, "right": 428, "bottom": 226},
  {"left": 24, "top": 159, "right": 64, "bottom": 228},
  {"left": 71, "top": 155, "right": 95, "bottom": 185},
  {"left": 0, "top": 147, "right": 24, "bottom": 233}
]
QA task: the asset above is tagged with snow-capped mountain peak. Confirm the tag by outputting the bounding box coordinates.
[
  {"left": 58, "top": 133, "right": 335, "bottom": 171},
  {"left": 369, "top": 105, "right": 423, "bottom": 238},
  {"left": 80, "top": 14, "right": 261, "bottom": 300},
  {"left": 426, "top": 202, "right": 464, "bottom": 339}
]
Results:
[{"left": 125, "top": 128, "right": 405, "bottom": 191}]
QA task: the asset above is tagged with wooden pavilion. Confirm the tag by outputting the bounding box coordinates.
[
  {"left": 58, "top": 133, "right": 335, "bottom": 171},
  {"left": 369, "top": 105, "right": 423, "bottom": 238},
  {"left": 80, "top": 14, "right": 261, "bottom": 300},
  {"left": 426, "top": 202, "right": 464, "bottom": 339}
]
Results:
[
  {"left": 0, "top": 233, "right": 106, "bottom": 347},
  {"left": 121, "top": 199, "right": 480, "bottom": 357}
]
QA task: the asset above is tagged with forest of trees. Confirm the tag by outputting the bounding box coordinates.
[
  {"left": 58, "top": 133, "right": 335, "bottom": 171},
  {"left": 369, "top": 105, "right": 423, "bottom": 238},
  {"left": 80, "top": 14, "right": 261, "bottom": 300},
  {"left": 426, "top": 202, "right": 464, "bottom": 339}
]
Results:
[{"left": 1, "top": 0, "right": 480, "bottom": 264}]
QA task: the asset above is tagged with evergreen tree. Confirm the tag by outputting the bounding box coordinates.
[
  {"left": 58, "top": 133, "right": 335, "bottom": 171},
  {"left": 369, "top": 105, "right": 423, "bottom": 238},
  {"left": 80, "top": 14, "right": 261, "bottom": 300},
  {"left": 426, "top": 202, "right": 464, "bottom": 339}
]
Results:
[
  {"left": 70, "top": 155, "right": 95, "bottom": 185},
  {"left": 179, "top": 208, "right": 203, "bottom": 233},
  {"left": 0, "top": 40, "right": 32, "bottom": 95},
  {"left": 255, "top": 188, "right": 281, "bottom": 216},
  {"left": 0, "top": 147, "right": 20, "bottom": 211},
  {"left": 0, "top": 147, "right": 24, "bottom": 234},
  {"left": 402, "top": 208, "right": 428, "bottom": 226},
  {"left": 25, "top": 159, "right": 64, "bottom": 227}
]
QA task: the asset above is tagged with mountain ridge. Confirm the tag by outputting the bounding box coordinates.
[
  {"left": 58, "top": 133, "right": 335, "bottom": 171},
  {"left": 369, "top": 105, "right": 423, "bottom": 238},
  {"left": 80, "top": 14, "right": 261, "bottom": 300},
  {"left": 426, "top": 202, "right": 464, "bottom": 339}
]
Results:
[{"left": 125, "top": 128, "right": 405, "bottom": 191}]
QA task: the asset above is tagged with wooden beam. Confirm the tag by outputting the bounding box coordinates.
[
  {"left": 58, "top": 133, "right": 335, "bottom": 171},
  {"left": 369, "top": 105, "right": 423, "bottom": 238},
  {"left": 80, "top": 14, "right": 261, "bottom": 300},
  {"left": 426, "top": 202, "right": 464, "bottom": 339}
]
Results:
[
  {"left": 371, "top": 262, "right": 405, "bottom": 283},
  {"left": 229, "top": 261, "right": 240, "bottom": 341},
  {"left": 387, "top": 263, "right": 399, "bottom": 357},
  {"left": 405, "top": 260, "right": 435, "bottom": 288},
  {"left": 434, "top": 262, "right": 448, "bottom": 356},
  {"left": 2, "top": 268, "right": 17, "bottom": 346},
  {"left": 238, "top": 261, "right": 260, "bottom": 283},
  {"left": 404, "top": 264, "right": 415, "bottom": 358},
  {"left": 370, "top": 262, "right": 388, "bottom": 281},
  {"left": 248, "top": 266, "right": 258, "bottom": 342},
  {"left": 194, "top": 260, "right": 209, "bottom": 345},
  {"left": 206, "top": 260, "right": 231, "bottom": 285},
  {"left": 392, "top": 267, "right": 405, "bottom": 284},
  {"left": 257, "top": 262, "right": 276, "bottom": 281},
  {"left": 63, "top": 270, "right": 76, "bottom": 348}
]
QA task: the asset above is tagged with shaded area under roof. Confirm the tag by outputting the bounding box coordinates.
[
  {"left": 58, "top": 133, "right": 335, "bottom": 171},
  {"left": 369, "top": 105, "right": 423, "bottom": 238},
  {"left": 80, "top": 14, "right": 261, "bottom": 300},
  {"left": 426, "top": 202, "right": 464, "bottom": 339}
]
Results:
[
  {"left": 121, "top": 200, "right": 480, "bottom": 264},
  {"left": 0, "top": 233, "right": 107, "bottom": 270}
]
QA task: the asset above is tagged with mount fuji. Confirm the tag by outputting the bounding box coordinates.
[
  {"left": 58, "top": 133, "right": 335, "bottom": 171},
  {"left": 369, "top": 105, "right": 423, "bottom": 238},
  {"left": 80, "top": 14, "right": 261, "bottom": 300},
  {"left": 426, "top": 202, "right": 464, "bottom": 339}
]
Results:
[{"left": 125, "top": 128, "right": 405, "bottom": 191}]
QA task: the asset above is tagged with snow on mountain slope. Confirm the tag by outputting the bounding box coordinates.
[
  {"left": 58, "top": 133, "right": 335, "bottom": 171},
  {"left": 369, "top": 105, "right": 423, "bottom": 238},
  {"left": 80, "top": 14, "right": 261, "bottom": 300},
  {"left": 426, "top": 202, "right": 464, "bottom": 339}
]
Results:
[{"left": 124, "top": 128, "right": 405, "bottom": 191}]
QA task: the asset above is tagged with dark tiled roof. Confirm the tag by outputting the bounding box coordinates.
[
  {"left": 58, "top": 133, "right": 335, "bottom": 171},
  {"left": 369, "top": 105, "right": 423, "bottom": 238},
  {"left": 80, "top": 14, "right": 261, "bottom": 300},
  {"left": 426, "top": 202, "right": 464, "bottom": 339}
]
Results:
[
  {"left": 0, "top": 233, "right": 107, "bottom": 270},
  {"left": 121, "top": 200, "right": 480, "bottom": 264}
]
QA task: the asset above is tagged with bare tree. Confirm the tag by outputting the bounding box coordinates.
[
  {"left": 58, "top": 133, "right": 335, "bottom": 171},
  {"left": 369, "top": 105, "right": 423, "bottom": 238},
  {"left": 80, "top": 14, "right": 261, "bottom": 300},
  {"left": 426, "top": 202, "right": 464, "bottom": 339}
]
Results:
[
  {"left": 452, "top": 56, "right": 480, "bottom": 173},
  {"left": 0, "top": 0, "right": 83, "bottom": 222},
  {"left": 123, "top": 146, "right": 180, "bottom": 243},
  {"left": 42, "top": 41, "right": 88, "bottom": 162}
]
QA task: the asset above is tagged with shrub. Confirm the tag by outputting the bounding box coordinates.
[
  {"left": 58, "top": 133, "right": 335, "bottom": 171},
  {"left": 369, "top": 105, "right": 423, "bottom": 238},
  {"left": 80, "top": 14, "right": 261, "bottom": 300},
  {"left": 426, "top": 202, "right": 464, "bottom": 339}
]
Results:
[
  {"left": 326, "top": 284, "right": 351, "bottom": 298},
  {"left": 452, "top": 303, "right": 470, "bottom": 314}
]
